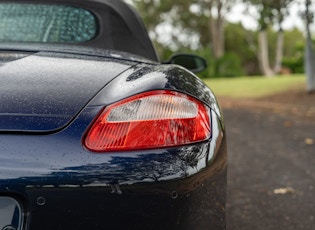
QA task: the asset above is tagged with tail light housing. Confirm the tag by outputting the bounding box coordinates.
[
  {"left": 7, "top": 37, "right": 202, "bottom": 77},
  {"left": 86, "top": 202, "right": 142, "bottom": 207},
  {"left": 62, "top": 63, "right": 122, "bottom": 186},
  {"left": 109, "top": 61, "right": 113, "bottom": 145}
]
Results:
[{"left": 84, "top": 90, "right": 211, "bottom": 152}]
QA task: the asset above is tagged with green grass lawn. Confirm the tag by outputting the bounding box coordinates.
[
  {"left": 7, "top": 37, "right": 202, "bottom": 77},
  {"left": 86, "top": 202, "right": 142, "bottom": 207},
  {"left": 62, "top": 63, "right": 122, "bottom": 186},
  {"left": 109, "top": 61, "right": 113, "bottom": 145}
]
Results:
[{"left": 203, "top": 75, "right": 306, "bottom": 98}]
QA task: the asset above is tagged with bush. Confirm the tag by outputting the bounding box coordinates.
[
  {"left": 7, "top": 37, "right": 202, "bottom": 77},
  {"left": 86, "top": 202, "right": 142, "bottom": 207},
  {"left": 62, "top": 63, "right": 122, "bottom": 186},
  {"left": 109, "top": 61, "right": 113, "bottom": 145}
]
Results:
[
  {"left": 215, "top": 52, "right": 245, "bottom": 77},
  {"left": 282, "top": 57, "right": 304, "bottom": 74}
]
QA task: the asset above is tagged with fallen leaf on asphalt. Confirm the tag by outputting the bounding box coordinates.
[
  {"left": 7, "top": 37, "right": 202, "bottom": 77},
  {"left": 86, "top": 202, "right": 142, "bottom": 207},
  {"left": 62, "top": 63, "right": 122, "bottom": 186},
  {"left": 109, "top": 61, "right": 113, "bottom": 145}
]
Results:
[
  {"left": 305, "top": 138, "right": 314, "bottom": 145},
  {"left": 283, "top": 121, "right": 293, "bottom": 128},
  {"left": 273, "top": 187, "right": 295, "bottom": 195},
  {"left": 306, "top": 108, "right": 315, "bottom": 117}
]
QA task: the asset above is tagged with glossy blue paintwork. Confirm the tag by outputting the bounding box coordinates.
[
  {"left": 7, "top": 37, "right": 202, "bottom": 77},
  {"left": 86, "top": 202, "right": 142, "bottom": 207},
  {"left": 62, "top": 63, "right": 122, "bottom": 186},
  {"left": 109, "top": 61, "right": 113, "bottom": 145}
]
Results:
[
  {"left": 0, "top": 51, "right": 136, "bottom": 132},
  {"left": 0, "top": 47, "right": 227, "bottom": 229},
  {"left": 0, "top": 48, "right": 227, "bottom": 229}
]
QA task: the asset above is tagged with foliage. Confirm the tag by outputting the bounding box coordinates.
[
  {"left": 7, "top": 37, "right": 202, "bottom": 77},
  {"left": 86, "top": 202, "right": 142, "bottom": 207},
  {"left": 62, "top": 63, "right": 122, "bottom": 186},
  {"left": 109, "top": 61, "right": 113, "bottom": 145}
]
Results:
[
  {"left": 281, "top": 33, "right": 305, "bottom": 74},
  {"left": 196, "top": 51, "right": 244, "bottom": 78},
  {"left": 242, "top": 0, "right": 292, "bottom": 30},
  {"left": 283, "top": 28, "right": 305, "bottom": 57},
  {"left": 282, "top": 57, "right": 304, "bottom": 74},
  {"left": 131, "top": 0, "right": 203, "bottom": 50},
  {"left": 215, "top": 52, "right": 245, "bottom": 77},
  {"left": 128, "top": 0, "right": 307, "bottom": 78},
  {"left": 224, "top": 22, "right": 259, "bottom": 75}
]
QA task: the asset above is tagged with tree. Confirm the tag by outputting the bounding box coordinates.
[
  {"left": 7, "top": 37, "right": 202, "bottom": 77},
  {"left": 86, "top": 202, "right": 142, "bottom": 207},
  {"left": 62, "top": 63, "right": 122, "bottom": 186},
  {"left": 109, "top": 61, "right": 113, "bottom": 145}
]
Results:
[
  {"left": 130, "top": 0, "right": 304, "bottom": 78},
  {"left": 199, "top": 0, "right": 229, "bottom": 59},
  {"left": 243, "top": 0, "right": 292, "bottom": 76},
  {"left": 272, "top": 0, "right": 292, "bottom": 74},
  {"left": 303, "top": 0, "right": 315, "bottom": 93},
  {"left": 245, "top": 0, "right": 274, "bottom": 76},
  {"left": 131, "top": 0, "right": 235, "bottom": 57}
]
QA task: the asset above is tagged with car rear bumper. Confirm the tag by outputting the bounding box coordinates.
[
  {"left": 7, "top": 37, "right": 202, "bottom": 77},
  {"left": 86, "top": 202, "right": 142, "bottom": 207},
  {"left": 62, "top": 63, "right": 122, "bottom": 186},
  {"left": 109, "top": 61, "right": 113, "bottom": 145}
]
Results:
[
  {"left": 26, "top": 144, "right": 226, "bottom": 230},
  {"left": 1, "top": 138, "right": 226, "bottom": 230},
  {"left": 1, "top": 109, "right": 227, "bottom": 229}
]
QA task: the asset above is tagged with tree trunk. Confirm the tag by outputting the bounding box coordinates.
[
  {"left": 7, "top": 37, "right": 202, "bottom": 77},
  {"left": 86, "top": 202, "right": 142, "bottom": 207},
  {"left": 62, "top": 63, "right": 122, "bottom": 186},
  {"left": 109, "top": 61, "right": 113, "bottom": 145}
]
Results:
[
  {"left": 305, "top": 29, "right": 315, "bottom": 93},
  {"left": 211, "top": 19, "right": 224, "bottom": 59},
  {"left": 305, "top": 0, "right": 315, "bottom": 93},
  {"left": 258, "top": 30, "right": 274, "bottom": 77},
  {"left": 274, "top": 29, "right": 284, "bottom": 74},
  {"left": 209, "top": 1, "right": 224, "bottom": 59}
]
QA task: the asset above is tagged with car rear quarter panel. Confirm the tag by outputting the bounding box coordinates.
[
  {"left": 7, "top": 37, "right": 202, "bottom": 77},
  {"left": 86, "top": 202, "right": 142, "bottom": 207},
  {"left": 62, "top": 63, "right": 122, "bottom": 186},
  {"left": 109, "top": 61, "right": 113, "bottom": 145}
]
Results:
[{"left": 0, "top": 63, "right": 227, "bottom": 229}]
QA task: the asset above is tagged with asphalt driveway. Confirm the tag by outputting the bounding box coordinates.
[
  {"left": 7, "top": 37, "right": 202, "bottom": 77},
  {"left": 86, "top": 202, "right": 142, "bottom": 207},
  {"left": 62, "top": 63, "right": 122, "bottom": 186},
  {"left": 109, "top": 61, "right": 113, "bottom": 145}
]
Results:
[{"left": 223, "top": 103, "right": 315, "bottom": 230}]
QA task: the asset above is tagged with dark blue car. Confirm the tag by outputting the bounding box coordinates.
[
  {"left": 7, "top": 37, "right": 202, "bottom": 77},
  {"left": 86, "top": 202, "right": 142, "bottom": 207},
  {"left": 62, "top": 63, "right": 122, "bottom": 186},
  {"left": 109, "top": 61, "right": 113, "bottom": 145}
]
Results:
[{"left": 0, "top": 0, "right": 227, "bottom": 229}]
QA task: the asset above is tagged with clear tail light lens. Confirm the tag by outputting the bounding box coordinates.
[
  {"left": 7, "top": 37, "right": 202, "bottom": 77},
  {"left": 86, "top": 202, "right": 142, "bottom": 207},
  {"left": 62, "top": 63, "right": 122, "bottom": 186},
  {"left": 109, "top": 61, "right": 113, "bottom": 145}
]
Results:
[{"left": 84, "top": 90, "right": 211, "bottom": 152}]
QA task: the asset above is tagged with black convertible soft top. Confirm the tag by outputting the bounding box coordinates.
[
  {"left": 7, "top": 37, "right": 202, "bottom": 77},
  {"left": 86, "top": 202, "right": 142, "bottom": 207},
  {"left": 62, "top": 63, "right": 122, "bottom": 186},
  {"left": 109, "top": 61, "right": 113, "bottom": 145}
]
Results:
[{"left": 0, "top": 0, "right": 159, "bottom": 61}]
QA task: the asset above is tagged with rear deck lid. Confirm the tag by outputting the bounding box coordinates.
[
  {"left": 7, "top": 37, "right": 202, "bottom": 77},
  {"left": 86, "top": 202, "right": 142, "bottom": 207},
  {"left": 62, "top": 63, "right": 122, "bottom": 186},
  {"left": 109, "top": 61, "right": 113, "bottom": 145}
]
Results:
[{"left": 0, "top": 50, "right": 134, "bottom": 132}]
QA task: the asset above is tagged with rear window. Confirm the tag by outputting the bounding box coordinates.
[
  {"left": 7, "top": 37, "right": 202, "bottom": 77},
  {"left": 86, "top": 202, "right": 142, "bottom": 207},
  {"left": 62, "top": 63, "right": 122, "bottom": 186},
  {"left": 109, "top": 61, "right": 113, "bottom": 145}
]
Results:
[{"left": 0, "top": 3, "right": 97, "bottom": 43}]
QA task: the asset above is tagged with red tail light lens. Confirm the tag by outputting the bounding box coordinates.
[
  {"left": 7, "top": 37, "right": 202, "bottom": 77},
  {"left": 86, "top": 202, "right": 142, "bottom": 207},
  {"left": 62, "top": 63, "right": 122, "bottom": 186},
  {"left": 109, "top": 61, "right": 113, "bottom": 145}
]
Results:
[{"left": 84, "top": 90, "right": 211, "bottom": 152}]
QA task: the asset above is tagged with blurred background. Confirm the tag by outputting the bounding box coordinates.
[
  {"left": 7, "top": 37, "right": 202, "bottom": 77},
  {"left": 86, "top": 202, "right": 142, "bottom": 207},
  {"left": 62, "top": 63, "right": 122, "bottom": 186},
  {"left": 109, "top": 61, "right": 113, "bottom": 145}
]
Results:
[{"left": 125, "top": 0, "right": 315, "bottom": 95}]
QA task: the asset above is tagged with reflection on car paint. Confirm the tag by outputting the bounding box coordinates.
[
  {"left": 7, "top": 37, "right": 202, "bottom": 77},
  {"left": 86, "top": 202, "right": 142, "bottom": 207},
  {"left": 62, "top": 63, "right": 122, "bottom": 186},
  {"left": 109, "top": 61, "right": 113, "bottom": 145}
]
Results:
[{"left": 0, "top": 197, "right": 23, "bottom": 230}]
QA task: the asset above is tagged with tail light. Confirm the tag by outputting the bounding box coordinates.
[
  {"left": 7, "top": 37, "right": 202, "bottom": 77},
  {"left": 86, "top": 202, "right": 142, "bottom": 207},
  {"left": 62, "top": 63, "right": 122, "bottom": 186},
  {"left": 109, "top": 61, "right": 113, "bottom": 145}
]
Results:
[{"left": 84, "top": 90, "right": 211, "bottom": 152}]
